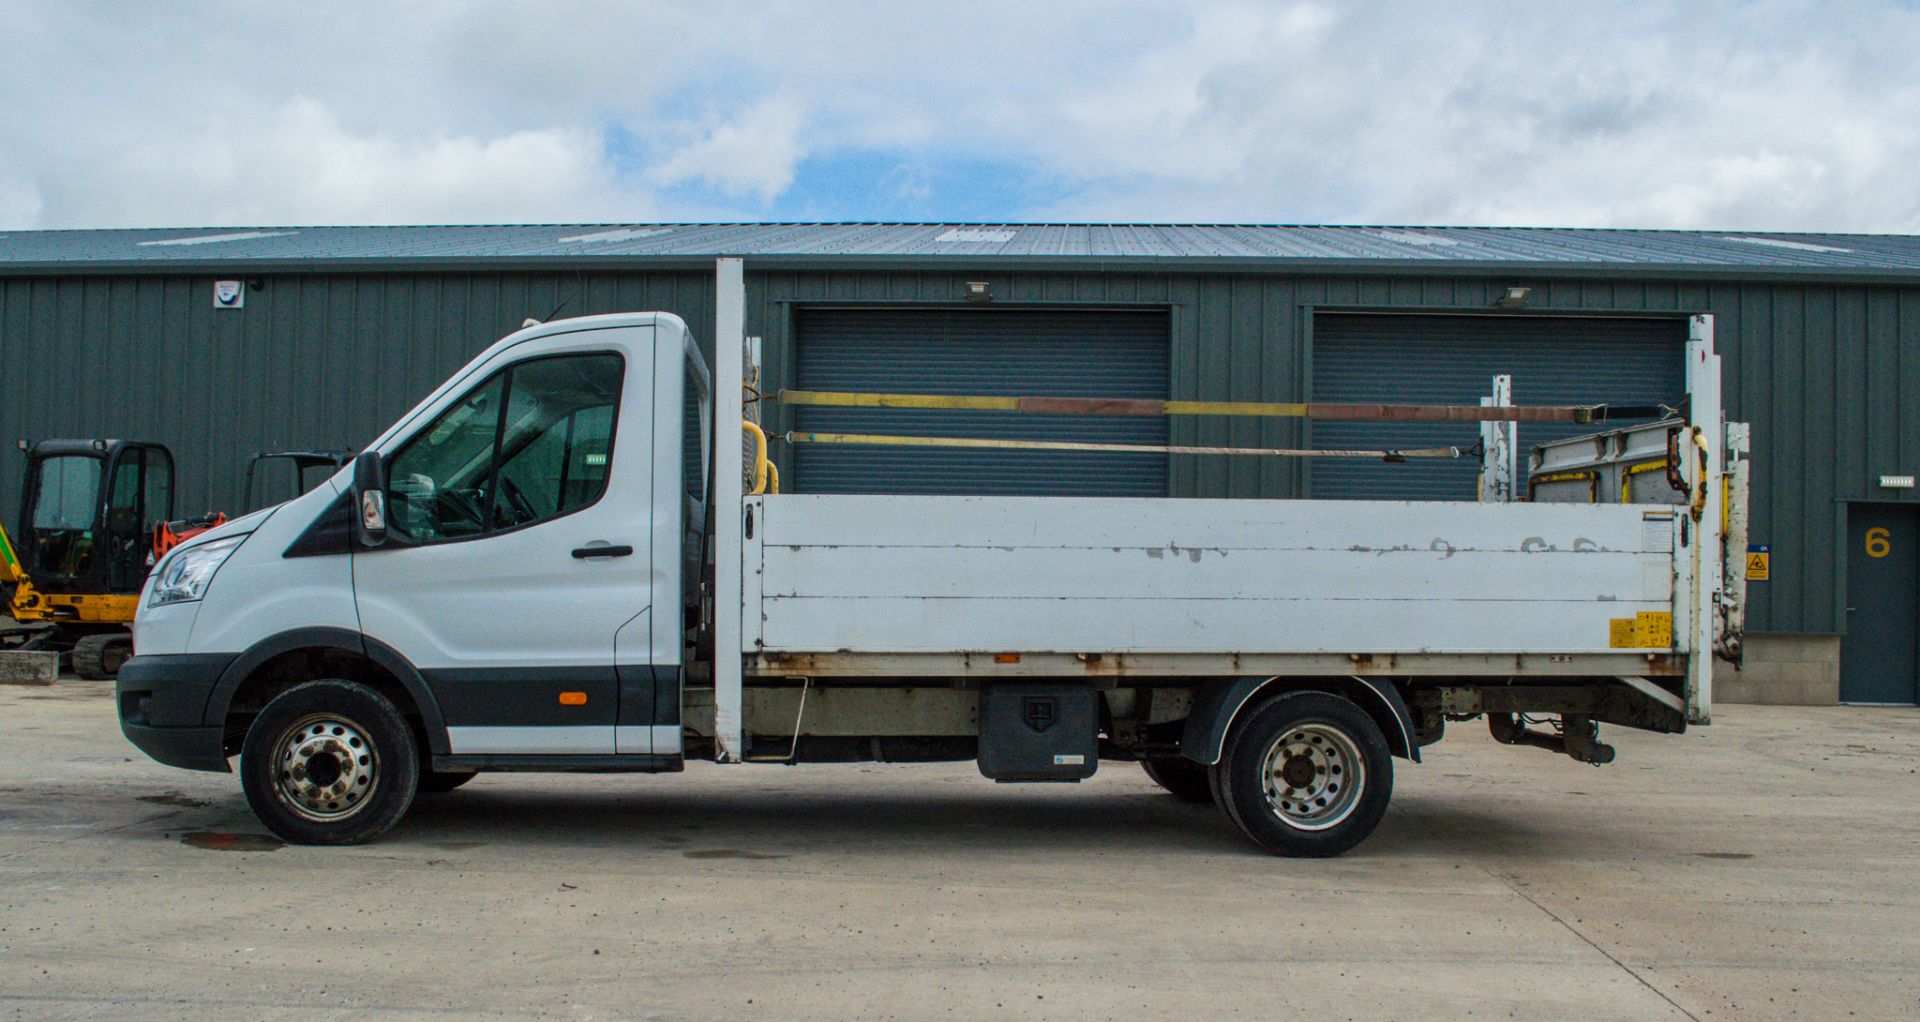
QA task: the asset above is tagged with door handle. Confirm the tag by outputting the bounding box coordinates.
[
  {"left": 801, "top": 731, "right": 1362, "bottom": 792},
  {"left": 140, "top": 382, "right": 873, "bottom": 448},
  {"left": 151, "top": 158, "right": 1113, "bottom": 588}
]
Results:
[{"left": 572, "top": 544, "right": 634, "bottom": 559}]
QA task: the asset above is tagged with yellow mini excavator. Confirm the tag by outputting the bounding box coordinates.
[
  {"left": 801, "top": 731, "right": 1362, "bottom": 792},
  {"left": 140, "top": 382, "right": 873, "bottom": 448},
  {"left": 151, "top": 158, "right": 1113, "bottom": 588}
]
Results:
[{"left": 1, "top": 439, "right": 223, "bottom": 679}]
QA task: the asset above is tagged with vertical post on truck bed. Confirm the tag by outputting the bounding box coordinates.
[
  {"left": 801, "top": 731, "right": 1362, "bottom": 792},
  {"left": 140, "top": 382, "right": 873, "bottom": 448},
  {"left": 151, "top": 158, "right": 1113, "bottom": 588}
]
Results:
[
  {"left": 1479, "top": 374, "right": 1515, "bottom": 502},
  {"left": 713, "top": 258, "right": 747, "bottom": 762},
  {"left": 1685, "top": 313, "right": 1722, "bottom": 723}
]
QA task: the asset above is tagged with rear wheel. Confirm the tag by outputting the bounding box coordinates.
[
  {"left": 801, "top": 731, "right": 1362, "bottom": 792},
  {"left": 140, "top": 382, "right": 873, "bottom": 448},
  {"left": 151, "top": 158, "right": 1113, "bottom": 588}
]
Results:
[
  {"left": 1140, "top": 757, "right": 1214, "bottom": 803},
  {"left": 1212, "top": 691, "right": 1392, "bottom": 857},
  {"left": 71, "top": 633, "right": 132, "bottom": 680},
  {"left": 239, "top": 679, "right": 419, "bottom": 845}
]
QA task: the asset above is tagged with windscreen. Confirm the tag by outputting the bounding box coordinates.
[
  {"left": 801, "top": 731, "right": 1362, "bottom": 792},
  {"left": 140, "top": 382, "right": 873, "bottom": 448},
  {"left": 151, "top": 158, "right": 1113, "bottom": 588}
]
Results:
[{"left": 28, "top": 454, "right": 104, "bottom": 579}]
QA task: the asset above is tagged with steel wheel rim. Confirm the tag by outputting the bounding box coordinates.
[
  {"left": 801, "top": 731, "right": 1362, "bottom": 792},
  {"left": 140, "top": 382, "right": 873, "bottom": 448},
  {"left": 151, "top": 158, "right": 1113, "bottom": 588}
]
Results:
[
  {"left": 1260, "top": 722, "right": 1365, "bottom": 831},
  {"left": 272, "top": 713, "right": 379, "bottom": 822}
]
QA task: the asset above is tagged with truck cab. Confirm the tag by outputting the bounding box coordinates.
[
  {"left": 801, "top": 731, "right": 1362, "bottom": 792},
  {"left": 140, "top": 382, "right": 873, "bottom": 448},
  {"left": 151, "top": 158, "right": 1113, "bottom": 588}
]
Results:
[{"left": 119, "top": 314, "right": 709, "bottom": 840}]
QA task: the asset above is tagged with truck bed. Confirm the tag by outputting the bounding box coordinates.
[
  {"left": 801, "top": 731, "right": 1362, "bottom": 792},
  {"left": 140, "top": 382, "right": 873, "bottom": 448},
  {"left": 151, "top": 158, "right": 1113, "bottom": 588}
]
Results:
[{"left": 746, "top": 494, "right": 1684, "bottom": 661}]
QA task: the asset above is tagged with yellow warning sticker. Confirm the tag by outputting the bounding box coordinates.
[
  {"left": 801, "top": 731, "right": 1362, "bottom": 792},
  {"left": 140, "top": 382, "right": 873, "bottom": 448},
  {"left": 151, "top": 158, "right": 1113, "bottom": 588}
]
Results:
[
  {"left": 1746, "top": 544, "right": 1770, "bottom": 581},
  {"left": 1609, "top": 611, "right": 1674, "bottom": 648}
]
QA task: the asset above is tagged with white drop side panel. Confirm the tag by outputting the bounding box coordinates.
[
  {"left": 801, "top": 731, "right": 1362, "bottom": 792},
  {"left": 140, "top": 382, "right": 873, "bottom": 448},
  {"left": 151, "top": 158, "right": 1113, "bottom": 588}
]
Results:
[{"left": 750, "top": 495, "right": 1678, "bottom": 655}]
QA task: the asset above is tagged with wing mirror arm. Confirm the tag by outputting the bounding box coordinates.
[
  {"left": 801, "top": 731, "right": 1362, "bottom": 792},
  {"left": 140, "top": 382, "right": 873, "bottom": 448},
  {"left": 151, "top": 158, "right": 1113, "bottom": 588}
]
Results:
[{"left": 352, "top": 450, "right": 388, "bottom": 548}]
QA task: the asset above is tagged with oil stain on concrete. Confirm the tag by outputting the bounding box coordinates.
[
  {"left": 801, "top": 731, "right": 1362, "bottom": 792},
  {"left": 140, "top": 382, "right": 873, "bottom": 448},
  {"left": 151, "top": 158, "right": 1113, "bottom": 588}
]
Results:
[{"left": 181, "top": 831, "right": 284, "bottom": 851}]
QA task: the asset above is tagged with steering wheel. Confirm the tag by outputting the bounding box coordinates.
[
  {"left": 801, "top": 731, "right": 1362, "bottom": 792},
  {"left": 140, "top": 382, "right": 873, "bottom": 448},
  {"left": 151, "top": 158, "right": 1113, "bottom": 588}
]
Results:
[
  {"left": 496, "top": 475, "right": 539, "bottom": 526},
  {"left": 432, "top": 488, "right": 487, "bottom": 532}
]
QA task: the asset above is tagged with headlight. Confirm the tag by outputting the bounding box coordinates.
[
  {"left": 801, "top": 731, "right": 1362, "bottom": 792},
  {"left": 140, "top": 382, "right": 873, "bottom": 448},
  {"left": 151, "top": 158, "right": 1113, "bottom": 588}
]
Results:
[{"left": 148, "top": 535, "right": 246, "bottom": 608}]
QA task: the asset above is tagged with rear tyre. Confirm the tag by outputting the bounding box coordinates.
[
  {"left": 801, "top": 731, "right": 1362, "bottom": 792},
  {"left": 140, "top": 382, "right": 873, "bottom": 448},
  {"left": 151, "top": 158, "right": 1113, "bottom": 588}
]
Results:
[
  {"left": 418, "top": 770, "right": 478, "bottom": 793},
  {"left": 239, "top": 679, "right": 419, "bottom": 845},
  {"left": 1140, "top": 757, "right": 1214, "bottom": 803},
  {"left": 1214, "top": 691, "right": 1392, "bottom": 857},
  {"left": 72, "top": 633, "right": 132, "bottom": 680}
]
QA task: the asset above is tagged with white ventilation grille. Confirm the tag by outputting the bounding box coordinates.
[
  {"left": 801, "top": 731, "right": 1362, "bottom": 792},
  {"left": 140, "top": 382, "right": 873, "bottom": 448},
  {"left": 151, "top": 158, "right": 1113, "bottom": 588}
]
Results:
[
  {"left": 137, "top": 231, "right": 295, "bottom": 247},
  {"left": 1721, "top": 236, "right": 1852, "bottom": 254},
  {"left": 556, "top": 227, "right": 675, "bottom": 244},
  {"left": 934, "top": 228, "right": 1017, "bottom": 243}
]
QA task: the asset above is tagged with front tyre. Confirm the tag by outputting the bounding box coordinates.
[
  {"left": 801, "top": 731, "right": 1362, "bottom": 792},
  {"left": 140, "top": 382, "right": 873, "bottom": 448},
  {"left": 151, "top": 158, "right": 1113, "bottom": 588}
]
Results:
[
  {"left": 1214, "top": 691, "right": 1392, "bottom": 857},
  {"left": 239, "top": 680, "right": 419, "bottom": 845}
]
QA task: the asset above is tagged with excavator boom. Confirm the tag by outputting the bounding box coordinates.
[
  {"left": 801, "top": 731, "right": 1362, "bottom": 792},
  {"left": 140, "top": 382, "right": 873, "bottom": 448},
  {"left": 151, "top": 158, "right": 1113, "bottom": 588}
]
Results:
[{"left": 0, "top": 521, "right": 26, "bottom": 587}]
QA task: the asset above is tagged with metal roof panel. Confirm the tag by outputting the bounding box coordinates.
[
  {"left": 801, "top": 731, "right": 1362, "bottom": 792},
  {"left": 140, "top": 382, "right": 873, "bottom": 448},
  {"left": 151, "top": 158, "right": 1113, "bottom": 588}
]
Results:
[{"left": 4, "top": 223, "right": 1920, "bottom": 274}]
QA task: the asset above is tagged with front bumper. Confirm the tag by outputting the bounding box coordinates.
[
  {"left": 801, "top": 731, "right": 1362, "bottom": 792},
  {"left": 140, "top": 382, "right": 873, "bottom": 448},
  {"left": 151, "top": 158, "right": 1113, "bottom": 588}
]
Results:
[{"left": 117, "top": 653, "right": 237, "bottom": 772}]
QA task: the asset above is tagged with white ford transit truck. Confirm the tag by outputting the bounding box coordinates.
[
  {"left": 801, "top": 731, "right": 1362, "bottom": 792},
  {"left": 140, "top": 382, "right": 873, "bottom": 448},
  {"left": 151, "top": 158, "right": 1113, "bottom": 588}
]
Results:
[{"left": 118, "top": 260, "right": 1747, "bottom": 856}]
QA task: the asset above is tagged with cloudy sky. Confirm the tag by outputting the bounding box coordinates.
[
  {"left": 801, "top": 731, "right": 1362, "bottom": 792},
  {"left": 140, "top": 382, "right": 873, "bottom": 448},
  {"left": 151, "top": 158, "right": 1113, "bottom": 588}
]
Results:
[{"left": 3, "top": 1, "right": 1917, "bottom": 231}]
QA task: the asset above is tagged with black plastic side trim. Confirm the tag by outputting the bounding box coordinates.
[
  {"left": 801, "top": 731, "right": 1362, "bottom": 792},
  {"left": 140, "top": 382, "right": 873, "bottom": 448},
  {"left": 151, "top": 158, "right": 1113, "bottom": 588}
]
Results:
[
  {"left": 359, "top": 635, "right": 452, "bottom": 755},
  {"left": 615, "top": 662, "right": 681, "bottom": 728},
  {"left": 282, "top": 490, "right": 352, "bottom": 558},
  {"left": 651, "top": 665, "right": 681, "bottom": 727},
  {"left": 204, "top": 627, "right": 451, "bottom": 755},
  {"left": 431, "top": 754, "right": 682, "bottom": 773},
  {"left": 424, "top": 666, "right": 619, "bottom": 728}
]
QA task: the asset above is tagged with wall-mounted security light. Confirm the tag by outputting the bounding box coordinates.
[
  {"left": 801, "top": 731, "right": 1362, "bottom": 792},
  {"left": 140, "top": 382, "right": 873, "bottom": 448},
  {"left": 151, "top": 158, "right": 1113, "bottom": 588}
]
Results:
[
  {"left": 964, "top": 281, "right": 992, "bottom": 302},
  {"left": 1495, "top": 286, "right": 1532, "bottom": 309},
  {"left": 1880, "top": 474, "right": 1916, "bottom": 489}
]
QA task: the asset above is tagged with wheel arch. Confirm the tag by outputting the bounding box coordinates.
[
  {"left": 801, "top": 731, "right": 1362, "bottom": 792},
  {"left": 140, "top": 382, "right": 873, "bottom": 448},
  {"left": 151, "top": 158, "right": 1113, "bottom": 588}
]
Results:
[
  {"left": 204, "top": 627, "right": 449, "bottom": 756},
  {"left": 1180, "top": 676, "right": 1418, "bottom": 767}
]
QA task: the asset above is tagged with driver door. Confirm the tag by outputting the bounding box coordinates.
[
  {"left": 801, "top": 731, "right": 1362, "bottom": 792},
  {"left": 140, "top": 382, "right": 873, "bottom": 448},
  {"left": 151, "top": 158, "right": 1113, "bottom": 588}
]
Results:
[
  {"left": 352, "top": 330, "right": 656, "bottom": 757},
  {"left": 103, "top": 444, "right": 173, "bottom": 592}
]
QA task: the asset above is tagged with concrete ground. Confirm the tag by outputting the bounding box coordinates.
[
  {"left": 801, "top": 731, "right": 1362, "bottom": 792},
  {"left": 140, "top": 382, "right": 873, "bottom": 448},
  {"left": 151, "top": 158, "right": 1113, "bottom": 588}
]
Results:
[{"left": 0, "top": 681, "right": 1914, "bottom": 1022}]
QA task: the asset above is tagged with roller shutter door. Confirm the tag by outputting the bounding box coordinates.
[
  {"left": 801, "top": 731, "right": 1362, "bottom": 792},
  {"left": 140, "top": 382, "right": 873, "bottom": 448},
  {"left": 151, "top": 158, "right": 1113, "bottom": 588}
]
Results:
[
  {"left": 1311, "top": 313, "right": 1687, "bottom": 500},
  {"left": 791, "top": 308, "right": 1170, "bottom": 496}
]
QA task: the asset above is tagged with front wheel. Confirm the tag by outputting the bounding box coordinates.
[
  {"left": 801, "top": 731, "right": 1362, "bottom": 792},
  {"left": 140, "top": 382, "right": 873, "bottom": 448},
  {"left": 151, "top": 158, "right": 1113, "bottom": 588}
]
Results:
[
  {"left": 1213, "top": 691, "right": 1392, "bottom": 857},
  {"left": 239, "top": 680, "right": 420, "bottom": 845}
]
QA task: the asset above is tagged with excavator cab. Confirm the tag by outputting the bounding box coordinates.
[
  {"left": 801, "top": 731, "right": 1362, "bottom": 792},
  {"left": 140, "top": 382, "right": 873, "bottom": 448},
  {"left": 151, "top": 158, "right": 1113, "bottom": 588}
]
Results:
[
  {"left": 4, "top": 440, "right": 179, "bottom": 677},
  {"left": 241, "top": 449, "right": 351, "bottom": 513},
  {"left": 16, "top": 440, "right": 174, "bottom": 601}
]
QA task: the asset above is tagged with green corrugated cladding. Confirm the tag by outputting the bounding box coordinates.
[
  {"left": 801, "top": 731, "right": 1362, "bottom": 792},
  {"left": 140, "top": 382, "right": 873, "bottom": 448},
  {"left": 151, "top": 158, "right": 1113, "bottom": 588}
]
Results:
[{"left": 2, "top": 267, "right": 1917, "bottom": 637}]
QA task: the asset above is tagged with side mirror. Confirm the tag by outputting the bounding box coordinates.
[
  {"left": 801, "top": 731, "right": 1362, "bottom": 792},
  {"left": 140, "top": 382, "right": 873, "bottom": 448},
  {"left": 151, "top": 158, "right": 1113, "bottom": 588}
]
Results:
[{"left": 352, "top": 450, "right": 388, "bottom": 548}]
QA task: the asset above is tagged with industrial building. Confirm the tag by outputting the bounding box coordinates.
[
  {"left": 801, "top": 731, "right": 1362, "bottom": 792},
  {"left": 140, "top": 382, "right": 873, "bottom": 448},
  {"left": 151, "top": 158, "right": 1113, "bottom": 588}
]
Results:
[{"left": 1, "top": 223, "right": 1915, "bottom": 704}]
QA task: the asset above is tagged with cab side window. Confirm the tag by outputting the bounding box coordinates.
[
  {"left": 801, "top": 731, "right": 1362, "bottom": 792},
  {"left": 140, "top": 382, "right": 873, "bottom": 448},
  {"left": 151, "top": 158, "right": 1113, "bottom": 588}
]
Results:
[{"left": 386, "top": 353, "right": 623, "bottom": 543}]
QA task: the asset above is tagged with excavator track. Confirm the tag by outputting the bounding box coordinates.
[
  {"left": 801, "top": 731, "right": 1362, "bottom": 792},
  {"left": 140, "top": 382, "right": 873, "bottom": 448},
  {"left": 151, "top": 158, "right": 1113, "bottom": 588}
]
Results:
[{"left": 71, "top": 633, "right": 133, "bottom": 680}]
